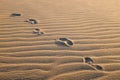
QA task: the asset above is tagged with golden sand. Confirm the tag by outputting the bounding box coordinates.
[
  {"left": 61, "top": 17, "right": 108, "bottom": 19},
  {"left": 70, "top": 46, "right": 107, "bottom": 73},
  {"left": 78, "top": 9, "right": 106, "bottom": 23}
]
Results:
[{"left": 0, "top": 0, "right": 120, "bottom": 80}]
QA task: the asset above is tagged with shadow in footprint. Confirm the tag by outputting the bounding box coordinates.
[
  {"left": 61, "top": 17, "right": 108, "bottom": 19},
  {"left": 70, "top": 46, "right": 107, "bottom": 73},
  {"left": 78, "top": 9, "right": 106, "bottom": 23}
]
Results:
[
  {"left": 55, "top": 41, "right": 67, "bottom": 47},
  {"left": 94, "top": 65, "right": 103, "bottom": 70},
  {"left": 25, "top": 18, "right": 38, "bottom": 24},
  {"left": 83, "top": 57, "right": 94, "bottom": 64},
  {"left": 33, "top": 28, "right": 44, "bottom": 35},
  {"left": 59, "top": 38, "right": 68, "bottom": 41},
  {"left": 10, "top": 13, "right": 21, "bottom": 17},
  {"left": 55, "top": 38, "right": 73, "bottom": 47}
]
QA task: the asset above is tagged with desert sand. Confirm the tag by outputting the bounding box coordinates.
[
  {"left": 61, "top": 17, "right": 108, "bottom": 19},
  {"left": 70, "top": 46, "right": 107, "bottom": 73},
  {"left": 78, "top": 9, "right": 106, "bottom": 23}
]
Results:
[{"left": 0, "top": 0, "right": 120, "bottom": 80}]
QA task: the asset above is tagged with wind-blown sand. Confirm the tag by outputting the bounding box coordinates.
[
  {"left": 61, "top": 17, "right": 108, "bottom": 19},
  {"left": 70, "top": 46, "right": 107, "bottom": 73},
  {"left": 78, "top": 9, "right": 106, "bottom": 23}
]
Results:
[{"left": 0, "top": 0, "right": 120, "bottom": 80}]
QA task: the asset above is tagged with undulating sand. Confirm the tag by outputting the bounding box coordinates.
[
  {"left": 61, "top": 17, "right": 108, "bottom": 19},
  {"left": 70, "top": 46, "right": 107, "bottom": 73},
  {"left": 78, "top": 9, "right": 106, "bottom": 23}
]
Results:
[{"left": 0, "top": 0, "right": 120, "bottom": 80}]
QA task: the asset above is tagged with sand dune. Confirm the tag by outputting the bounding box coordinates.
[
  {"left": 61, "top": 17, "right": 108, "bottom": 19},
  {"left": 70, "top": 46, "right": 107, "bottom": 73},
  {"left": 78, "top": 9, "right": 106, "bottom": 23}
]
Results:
[{"left": 0, "top": 0, "right": 120, "bottom": 80}]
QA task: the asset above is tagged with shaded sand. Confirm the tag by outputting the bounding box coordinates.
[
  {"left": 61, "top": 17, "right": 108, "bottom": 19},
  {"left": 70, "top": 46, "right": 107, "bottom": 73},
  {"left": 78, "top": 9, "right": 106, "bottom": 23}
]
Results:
[{"left": 0, "top": 0, "right": 120, "bottom": 80}]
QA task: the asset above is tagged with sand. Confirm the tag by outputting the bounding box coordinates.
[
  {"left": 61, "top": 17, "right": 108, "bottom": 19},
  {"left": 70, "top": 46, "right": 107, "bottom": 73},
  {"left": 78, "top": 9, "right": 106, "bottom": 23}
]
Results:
[{"left": 0, "top": 0, "right": 120, "bottom": 80}]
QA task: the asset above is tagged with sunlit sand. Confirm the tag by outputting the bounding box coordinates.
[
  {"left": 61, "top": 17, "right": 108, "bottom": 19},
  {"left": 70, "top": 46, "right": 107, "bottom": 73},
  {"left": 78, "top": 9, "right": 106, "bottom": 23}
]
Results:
[{"left": 0, "top": 0, "right": 120, "bottom": 80}]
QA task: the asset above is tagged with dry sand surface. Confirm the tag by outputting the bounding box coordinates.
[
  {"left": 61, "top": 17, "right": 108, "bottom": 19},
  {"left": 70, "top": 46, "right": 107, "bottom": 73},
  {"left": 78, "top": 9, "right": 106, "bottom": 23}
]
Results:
[{"left": 0, "top": 0, "right": 120, "bottom": 80}]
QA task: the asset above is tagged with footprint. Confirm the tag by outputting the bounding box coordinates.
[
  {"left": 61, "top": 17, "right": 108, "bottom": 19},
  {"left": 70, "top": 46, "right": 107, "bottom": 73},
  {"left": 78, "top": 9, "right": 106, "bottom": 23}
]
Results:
[
  {"left": 83, "top": 57, "right": 94, "bottom": 64},
  {"left": 10, "top": 13, "right": 21, "bottom": 17},
  {"left": 83, "top": 57, "right": 103, "bottom": 71},
  {"left": 25, "top": 18, "right": 38, "bottom": 24},
  {"left": 33, "top": 28, "right": 44, "bottom": 35},
  {"left": 56, "top": 38, "right": 73, "bottom": 47}
]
